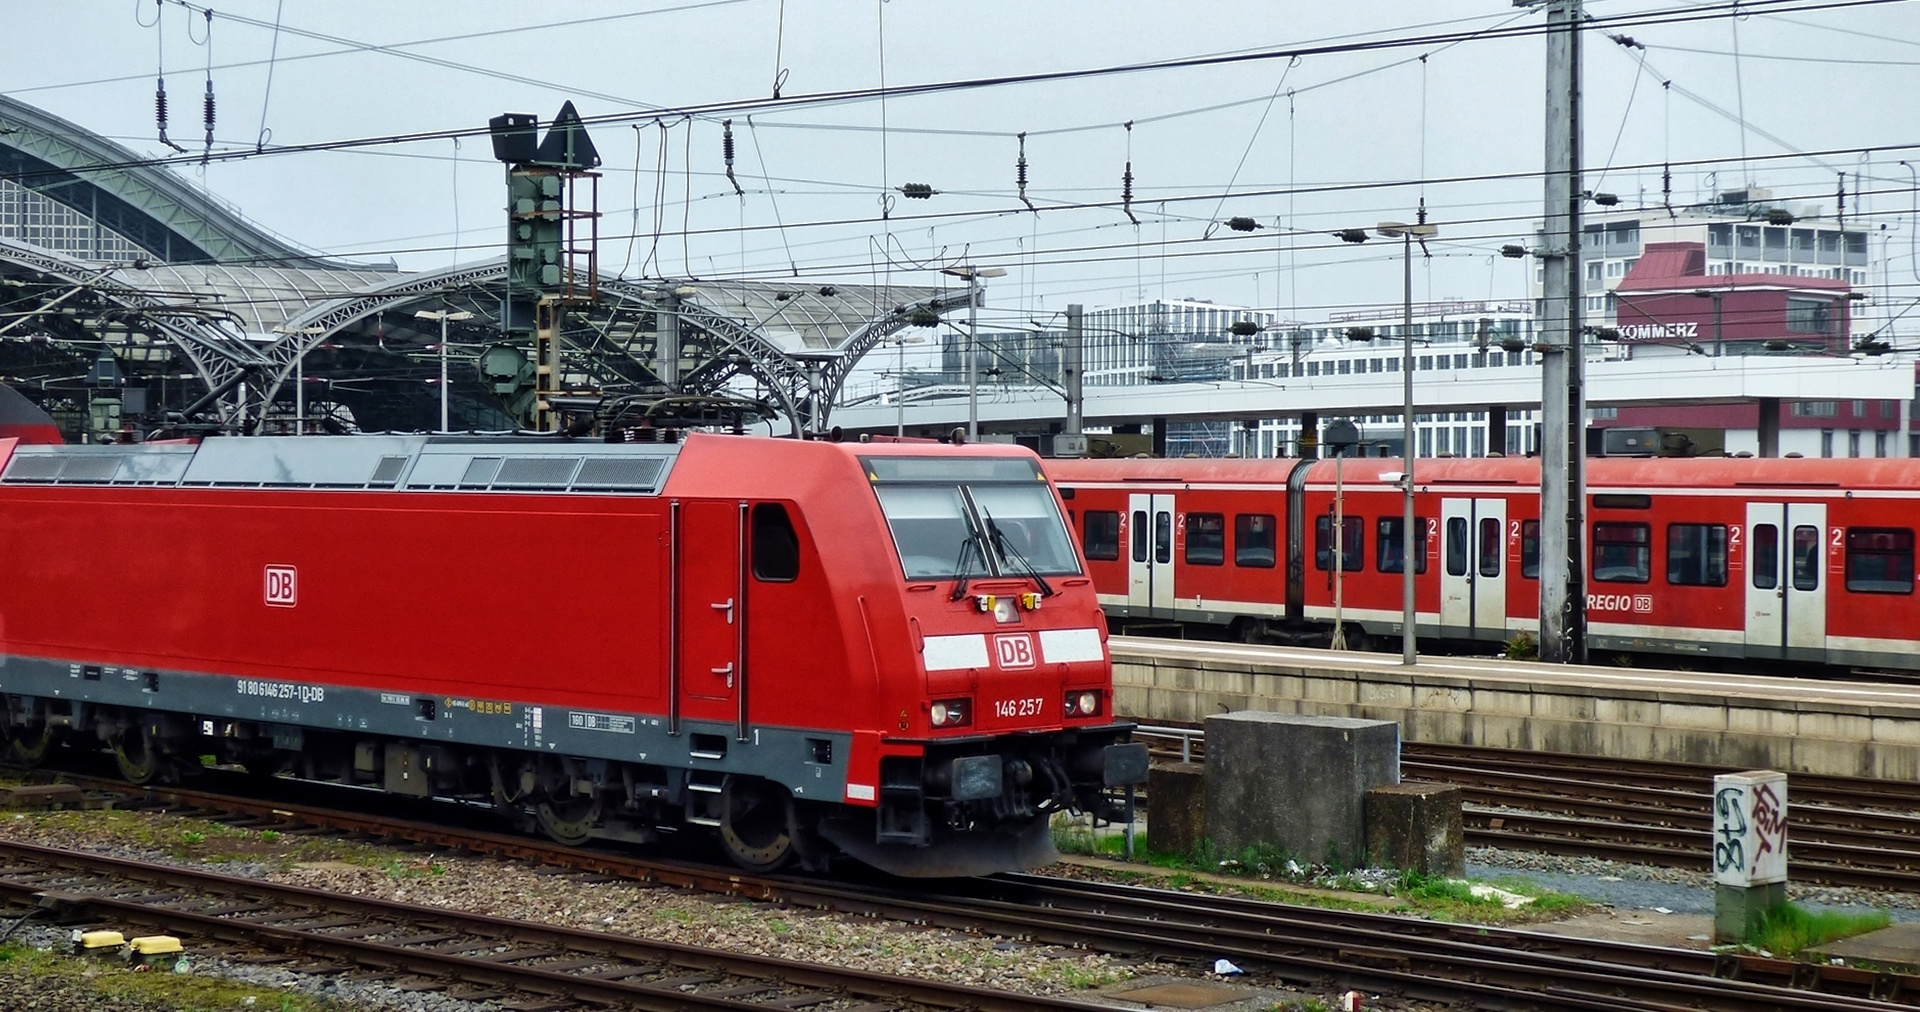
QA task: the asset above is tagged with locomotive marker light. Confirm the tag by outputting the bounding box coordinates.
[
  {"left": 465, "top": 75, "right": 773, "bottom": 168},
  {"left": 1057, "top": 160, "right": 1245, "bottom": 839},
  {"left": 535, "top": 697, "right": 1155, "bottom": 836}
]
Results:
[
  {"left": 939, "top": 264, "right": 1008, "bottom": 441},
  {"left": 1375, "top": 220, "right": 1437, "bottom": 666}
]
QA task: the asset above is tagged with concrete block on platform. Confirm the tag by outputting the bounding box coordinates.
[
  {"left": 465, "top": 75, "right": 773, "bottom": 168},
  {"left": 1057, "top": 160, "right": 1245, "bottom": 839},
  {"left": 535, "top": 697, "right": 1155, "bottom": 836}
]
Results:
[
  {"left": 1871, "top": 715, "right": 1920, "bottom": 747},
  {"left": 1203, "top": 710, "right": 1399, "bottom": 865},
  {"left": 1468, "top": 687, "right": 1534, "bottom": 718},
  {"left": 1533, "top": 692, "right": 1597, "bottom": 722},
  {"left": 1727, "top": 706, "right": 1798, "bottom": 738},
  {"left": 1660, "top": 702, "right": 1730, "bottom": 731},
  {"left": 1302, "top": 677, "right": 1359, "bottom": 706},
  {"left": 1146, "top": 763, "right": 1205, "bottom": 857},
  {"left": 1411, "top": 685, "right": 1472, "bottom": 712},
  {"left": 1364, "top": 782, "right": 1464, "bottom": 877}
]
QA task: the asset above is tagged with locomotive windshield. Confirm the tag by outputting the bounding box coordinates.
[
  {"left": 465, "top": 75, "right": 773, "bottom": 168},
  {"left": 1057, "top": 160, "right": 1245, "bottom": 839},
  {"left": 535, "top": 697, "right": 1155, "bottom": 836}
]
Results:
[{"left": 863, "top": 456, "right": 1081, "bottom": 580}]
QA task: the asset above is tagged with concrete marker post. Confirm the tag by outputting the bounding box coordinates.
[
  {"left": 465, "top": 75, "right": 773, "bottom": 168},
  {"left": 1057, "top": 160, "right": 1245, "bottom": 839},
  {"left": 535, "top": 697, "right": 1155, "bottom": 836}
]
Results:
[{"left": 1712, "top": 770, "right": 1789, "bottom": 944}]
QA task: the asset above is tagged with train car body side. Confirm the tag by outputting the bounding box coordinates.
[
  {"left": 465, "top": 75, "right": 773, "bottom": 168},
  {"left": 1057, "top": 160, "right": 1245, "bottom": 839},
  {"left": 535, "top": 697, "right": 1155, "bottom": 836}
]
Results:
[
  {"left": 0, "top": 434, "right": 1143, "bottom": 876},
  {"left": 1046, "top": 455, "right": 1920, "bottom": 672}
]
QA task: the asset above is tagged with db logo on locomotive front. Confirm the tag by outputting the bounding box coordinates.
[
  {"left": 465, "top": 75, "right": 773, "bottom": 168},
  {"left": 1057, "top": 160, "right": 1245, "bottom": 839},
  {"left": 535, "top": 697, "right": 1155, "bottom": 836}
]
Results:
[
  {"left": 994, "top": 633, "right": 1036, "bottom": 669},
  {"left": 1588, "top": 593, "right": 1654, "bottom": 614}
]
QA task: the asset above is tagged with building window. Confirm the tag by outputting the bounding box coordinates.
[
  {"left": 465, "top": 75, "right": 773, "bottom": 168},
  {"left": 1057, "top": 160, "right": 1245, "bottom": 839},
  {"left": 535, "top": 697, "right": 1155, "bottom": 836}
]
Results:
[
  {"left": 1849, "top": 430, "right": 1862, "bottom": 458},
  {"left": 1592, "top": 522, "right": 1651, "bottom": 582},
  {"left": 1846, "top": 528, "right": 1915, "bottom": 594},
  {"left": 1666, "top": 524, "right": 1728, "bottom": 587},
  {"left": 1821, "top": 430, "right": 1834, "bottom": 458},
  {"left": 1081, "top": 510, "right": 1121, "bottom": 561},
  {"left": 1793, "top": 401, "right": 1838, "bottom": 417},
  {"left": 1877, "top": 431, "right": 1889, "bottom": 458},
  {"left": 1787, "top": 297, "right": 1834, "bottom": 335},
  {"left": 1185, "top": 512, "right": 1225, "bottom": 565}
]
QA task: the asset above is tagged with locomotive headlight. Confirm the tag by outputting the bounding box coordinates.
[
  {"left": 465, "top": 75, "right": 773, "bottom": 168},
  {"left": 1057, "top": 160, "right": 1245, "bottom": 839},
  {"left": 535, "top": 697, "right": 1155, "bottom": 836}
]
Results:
[
  {"left": 930, "top": 698, "right": 972, "bottom": 728},
  {"left": 992, "top": 597, "right": 1018, "bottom": 624},
  {"left": 1066, "top": 691, "right": 1101, "bottom": 717}
]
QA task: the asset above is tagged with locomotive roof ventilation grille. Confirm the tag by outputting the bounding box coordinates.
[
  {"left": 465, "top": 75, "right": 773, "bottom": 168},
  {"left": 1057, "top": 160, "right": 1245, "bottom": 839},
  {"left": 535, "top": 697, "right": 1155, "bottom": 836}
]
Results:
[
  {"left": 1, "top": 447, "right": 196, "bottom": 486},
  {"left": 416, "top": 452, "right": 667, "bottom": 494}
]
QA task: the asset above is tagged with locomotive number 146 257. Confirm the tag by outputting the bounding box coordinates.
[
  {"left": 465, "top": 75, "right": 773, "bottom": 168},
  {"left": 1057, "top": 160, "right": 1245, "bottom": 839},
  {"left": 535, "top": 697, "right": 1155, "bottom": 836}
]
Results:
[{"left": 994, "top": 697, "right": 1045, "bottom": 718}]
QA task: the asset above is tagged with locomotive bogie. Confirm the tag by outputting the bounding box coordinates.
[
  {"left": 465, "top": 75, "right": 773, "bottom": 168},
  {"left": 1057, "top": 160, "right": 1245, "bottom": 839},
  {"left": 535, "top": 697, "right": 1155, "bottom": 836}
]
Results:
[{"left": 0, "top": 433, "right": 1141, "bottom": 876}]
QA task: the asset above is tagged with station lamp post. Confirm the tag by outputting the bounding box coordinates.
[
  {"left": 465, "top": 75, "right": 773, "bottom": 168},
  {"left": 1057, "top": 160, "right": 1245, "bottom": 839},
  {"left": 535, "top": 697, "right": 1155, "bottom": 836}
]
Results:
[
  {"left": 1376, "top": 220, "right": 1437, "bottom": 666},
  {"left": 939, "top": 264, "right": 1008, "bottom": 441},
  {"left": 415, "top": 308, "right": 474, "bottom": 433}
]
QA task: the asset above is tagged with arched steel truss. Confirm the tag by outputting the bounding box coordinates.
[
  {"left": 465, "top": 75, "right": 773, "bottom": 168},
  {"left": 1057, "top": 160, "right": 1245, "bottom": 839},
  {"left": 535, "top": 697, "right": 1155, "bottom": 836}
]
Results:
[{"left": 261, "top": 262, "right": 976, "bottom": 433}]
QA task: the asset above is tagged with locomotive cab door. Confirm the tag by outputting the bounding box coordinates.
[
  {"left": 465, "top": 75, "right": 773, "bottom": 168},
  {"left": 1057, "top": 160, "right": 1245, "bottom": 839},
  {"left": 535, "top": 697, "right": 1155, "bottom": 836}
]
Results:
[
  {"left": 1439, "top": 498, "right": 1507, "bottom": 640},
  {"left": 1744, "top": 502, "right": 1827, "bottom": 659},
  {"left": 1126, "top": 493, "right": 1175, "bottom": 617},
  {"left": 676, "top": 500, "right": 745, "bottom": 722}
]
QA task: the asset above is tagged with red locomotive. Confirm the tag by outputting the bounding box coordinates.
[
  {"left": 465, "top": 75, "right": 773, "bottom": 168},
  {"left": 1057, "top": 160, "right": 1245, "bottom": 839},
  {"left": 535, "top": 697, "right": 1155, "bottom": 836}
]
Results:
[
  {"left": 0, "top": 433, "right": 1144, "bottom": 877},
  {"left": 1046, "top": 455, "right": 1920, "bottom": 671}
]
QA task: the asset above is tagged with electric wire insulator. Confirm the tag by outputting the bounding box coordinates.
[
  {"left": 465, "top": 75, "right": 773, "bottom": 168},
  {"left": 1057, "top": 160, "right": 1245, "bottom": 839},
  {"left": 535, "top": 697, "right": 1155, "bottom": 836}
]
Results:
[
  {"left": 155, "top": 80, "right": 169, "bottom": 132},
  {"left": 203, "top": 83, "right": 215, "bottom": 132},
  {"left": 721, "top": 119, "right": 744, "bottom": 196},
  {"left": 1122, "top": 163, "right": 1133, "bottom": 205}
]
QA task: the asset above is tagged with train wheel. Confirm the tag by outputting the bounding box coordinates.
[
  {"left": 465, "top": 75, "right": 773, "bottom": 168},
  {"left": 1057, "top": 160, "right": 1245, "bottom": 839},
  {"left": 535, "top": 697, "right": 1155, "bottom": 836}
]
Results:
[
  {"left": 536, "top": 795, "right": 602, "bottom": 846},
  {"left": 112, "top": 722, "right": 162, "bottom": 785},
  {"left": 9, "top": 699, "right": 54, "bottom": 768},
  {"left": 719, "top": 776, "right": 795, "bottom": 873}
]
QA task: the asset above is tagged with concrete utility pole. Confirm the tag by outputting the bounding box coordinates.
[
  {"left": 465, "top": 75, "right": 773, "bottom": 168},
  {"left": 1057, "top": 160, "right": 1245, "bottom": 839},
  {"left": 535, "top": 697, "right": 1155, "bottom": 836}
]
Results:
[
  {"left": 1064, "top": 303, "right": 1084, "bottom": 442},
  {"left": 1534, "top": 0, "right": 1588, "bottom": 664}
]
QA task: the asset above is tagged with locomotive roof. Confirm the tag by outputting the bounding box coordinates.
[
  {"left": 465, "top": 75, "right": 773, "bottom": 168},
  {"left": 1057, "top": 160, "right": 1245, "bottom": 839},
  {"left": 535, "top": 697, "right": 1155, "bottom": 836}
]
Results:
[{"left": 0, "top": 435, "right": 680, "bottom": 495}]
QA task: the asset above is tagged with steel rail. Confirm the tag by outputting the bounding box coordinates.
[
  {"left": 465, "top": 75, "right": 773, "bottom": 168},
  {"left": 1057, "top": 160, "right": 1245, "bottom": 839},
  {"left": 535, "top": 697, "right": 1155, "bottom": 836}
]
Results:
[
  {"left": 0, "top": 837, "right": 1117, "bottom": 1012},
  {"left": 15, "top": 770, "right": 1920, "bottom": 1010}
]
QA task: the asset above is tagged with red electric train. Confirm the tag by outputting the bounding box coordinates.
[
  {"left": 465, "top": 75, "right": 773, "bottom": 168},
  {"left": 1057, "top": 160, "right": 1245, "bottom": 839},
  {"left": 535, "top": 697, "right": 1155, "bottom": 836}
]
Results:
[
  {"left": 1046, "top": 455, "right": 1920, "bottom": 671},
  {"left": 0, "top": 433, "right": 1144, "bottom": 877}
]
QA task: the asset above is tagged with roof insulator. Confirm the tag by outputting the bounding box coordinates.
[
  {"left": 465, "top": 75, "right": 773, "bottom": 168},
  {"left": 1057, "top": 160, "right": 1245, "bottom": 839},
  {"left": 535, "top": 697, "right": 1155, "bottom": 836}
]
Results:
[{"left": 898, "top": 182, "right": 937, "bottom": 199}]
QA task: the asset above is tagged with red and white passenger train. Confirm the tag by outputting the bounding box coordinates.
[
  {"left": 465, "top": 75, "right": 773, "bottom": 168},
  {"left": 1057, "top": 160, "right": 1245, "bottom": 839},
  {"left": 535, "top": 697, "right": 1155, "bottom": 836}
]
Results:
[
  {"left": 1046, "top": 455, "right": 1920, "bottom": 671},
  {"left": 0, "top": 433, "right": 1144, "bottom": 877}
]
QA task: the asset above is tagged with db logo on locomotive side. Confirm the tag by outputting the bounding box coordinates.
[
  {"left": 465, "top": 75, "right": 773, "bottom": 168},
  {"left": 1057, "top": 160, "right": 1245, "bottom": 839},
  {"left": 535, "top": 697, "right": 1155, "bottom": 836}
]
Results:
[
  {"left": 994, "top": 633, "right": 1036, "bottom": 669},
  {"left": 264, "top": 565, "right": 298, "bottom": 608}
]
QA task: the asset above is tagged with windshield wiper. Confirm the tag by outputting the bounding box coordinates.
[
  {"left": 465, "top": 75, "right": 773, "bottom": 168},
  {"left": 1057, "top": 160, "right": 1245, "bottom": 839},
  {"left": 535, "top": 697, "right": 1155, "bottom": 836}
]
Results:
[
  {"left": 982, "top": 509, "right": 1055, "bottom": 598},
  {"left": 949, "top": 535, "right": 984, "bottom": 601}
]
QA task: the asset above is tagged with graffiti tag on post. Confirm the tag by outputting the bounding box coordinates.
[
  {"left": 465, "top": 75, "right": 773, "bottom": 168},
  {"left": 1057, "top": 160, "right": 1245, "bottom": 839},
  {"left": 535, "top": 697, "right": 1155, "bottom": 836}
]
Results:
[{"left": 1711, "top": 771, "right": 1788, "bottom": 887}]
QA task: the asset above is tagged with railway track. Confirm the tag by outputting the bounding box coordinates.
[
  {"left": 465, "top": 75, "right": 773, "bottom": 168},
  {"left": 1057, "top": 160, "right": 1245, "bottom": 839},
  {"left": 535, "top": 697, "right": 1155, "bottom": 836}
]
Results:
[
  {"left": 4, "top": 767, "right": 1918, "bottom": 1010},
  {"left": 1136, "top": 729, "right": 1920, "bottom": 891},
  {"left": 0, "top": 836, "right": 1114, "bottom": 1012}
]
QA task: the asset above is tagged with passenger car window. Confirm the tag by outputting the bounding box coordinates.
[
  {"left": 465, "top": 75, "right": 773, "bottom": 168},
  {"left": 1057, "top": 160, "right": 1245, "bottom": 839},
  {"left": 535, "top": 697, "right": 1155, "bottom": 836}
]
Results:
[
  {"left": 1478, "top": 517, "right": 1502, "bottom": 578},
  {"left": 1792, "top": 525, "right": 1821, "bottom": 591},
  {"left": 1846, "top": 527, "right": 1914, "bottom": 594},
  {"left": 1234, "top": 513, "right": 1276, "bottom": 568},
  {"left": 1521, "top": 520, "right": 1540, "bottom": 579},
  {"left": 1314, "top": 516, "right": 1364, "bottom": 572},
  {"left": 1376, "top": 516, "right": 1429, "bottom": 575},
  {"left": 1186, "top": 512, "right": 1225, "bottom": 566},
  {"left": 1751, "top": 524, "right": 1778, "bottom": 590},
  {"left": 1666, "top": 523, "right": 1728, "bottom": 587},
  {"left": 1081, "top": 510, "right": 1120, "bottom": 561},
  {"left": 1132, "top": 510, "right": 1148, "bottom": 563},
  {"left": 1592, "top": 522, "right": 1651, "bottom": 583},
  {"left": 1154, "top": 511, "right": 1172, "bottom": 564},
  {"left": 1445, "top": 517, "right": 1469, "bottom": 577}
]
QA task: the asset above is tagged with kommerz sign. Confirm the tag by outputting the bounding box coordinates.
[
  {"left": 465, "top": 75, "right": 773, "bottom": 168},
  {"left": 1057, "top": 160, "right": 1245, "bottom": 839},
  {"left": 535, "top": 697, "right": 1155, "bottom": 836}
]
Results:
[{"left": 1617, "top": 322, "right": 1699, "bottom": 342}]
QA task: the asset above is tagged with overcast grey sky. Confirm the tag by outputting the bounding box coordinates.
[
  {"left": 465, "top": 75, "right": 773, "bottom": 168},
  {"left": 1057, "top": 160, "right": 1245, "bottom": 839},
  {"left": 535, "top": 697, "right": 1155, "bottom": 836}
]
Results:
[{"left": 7, "top": 0, "right": 1918, "bottom": 332}]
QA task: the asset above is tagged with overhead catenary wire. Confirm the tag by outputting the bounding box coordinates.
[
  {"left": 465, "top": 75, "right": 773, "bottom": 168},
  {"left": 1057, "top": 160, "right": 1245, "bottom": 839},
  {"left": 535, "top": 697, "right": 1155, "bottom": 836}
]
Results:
[{"left": 9, "top": 0, "right": 1893, "bottom": 189}]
